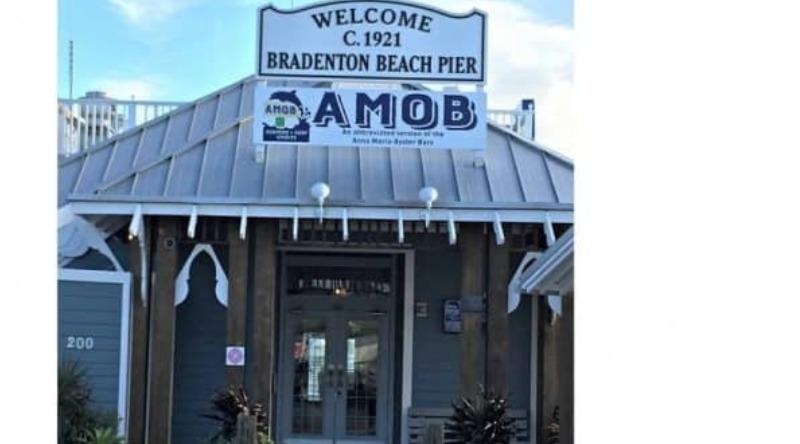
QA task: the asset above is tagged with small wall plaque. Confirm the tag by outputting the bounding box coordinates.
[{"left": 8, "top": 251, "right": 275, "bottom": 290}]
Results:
[
  {"left": 415, "top": 301, "right": 428, "bottom": 318},
  {"left": 443, "top": 299, "right": 461, "bottom": 333},
  {"left": 226, "top": 346, "right": 245, "bottom": 367}
]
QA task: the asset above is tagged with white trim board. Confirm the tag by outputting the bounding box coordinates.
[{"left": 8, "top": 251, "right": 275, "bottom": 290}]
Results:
[
  {"left": 68, "top": 201, "right": 574, "bottom": 225},
  {"left": 530, "top": 297, "right": 539, "bottom": 444},
  {"left": 58, "top": 269, "right": 132, "bottom": 438},
  {"left": 401, "top": 251, "right": 415, "bottom": 444}
]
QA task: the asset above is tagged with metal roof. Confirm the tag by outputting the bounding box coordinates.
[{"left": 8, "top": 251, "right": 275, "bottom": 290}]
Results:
[{"left": 59, "top": 76, "right": 573, "bottom": 220}]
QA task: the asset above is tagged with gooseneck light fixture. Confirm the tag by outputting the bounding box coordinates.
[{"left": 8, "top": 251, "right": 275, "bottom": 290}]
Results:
[
  {"left": 418, "top": 186, "right": 439, "bottom": 228},
  {"left": 310, "top": 182, "right": 331, "bottom": 224}
]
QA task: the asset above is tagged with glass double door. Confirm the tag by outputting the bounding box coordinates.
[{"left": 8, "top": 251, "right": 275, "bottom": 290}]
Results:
[{"left": 280, "top": 310, "right": 390, "bottom": 444}]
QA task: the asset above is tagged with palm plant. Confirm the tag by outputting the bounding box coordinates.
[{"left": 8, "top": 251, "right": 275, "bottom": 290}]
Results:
[
  {"left": 544, "top": 406, "right": 560, "bottom": 444},
  {"left": 84, "top": 427, "right": 125, "bottom": 444},
  {"left": 58, "top": 361, "right": 96, "bottom": 444},
  {"left": 203, "top": 386, "right": 268, "bottom": 443},
  {"left": 446, "top": 385, "right": 515, "bottom": 444}
]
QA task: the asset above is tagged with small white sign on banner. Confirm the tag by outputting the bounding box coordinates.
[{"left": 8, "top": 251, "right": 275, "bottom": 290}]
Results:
[
  {"left": 226, "top": 346, "right": 245, "bottom": 367},
  {"left": 253, "top": 85, "right": 487, "bottom": 150},
  {"left": 257, "top": 1, "right": 486, "bottom": 83}
]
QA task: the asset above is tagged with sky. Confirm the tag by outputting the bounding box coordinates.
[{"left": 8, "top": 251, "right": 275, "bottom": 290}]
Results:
[{"left": 58, "top": 0, "right": 574, "bottom": 155}]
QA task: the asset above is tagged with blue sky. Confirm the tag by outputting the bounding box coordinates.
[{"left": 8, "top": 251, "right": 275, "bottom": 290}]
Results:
[{"left": 58, "top": 0, "right": 574, "bottom": 152}]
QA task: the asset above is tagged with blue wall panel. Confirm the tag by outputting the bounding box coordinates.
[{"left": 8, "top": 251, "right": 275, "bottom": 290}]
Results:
[
  {"left": 171, "top": 253, "right": 228, "bottom": 444},
  {"left": 412, "top": 250, "right": 463, "bottom": 407},
  {"left": 411, "top": 250, "right": 532, "bottom": 411},
  {"left": 508, "top": 295, "right": 532, "bottom": 410},
  {"left": 58, "top": 280, "right": 124, "bottom": 416}
]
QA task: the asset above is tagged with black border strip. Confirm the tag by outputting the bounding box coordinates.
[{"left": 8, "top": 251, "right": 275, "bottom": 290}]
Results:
[{"left": 257, "top": 0, "right": 486, "bottom": 83}]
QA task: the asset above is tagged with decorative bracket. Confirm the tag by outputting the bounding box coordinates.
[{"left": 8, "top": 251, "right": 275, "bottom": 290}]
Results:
[
  {"left": 507, "top": 251, "right": 542, "bottom": 314},
  {"left": 292, "top": 207, "right": 299, "bottom": 241},
  {"left": 544, "top": 211, "right": 556, "bottom": 246},
  {"left": 397, "top": 210, "right": 405, "bottom": 244},
  {"left": 493, "top": 212, "right": 506, "bottom": 245},
  {"left": 447, "top": 211, "right": 457, "bottom": 245},
  {"left": 175, "top": 243, "right": 228, "bottom": 307},
  {"left": 239, "top": 207, "right": 248, "bottom": 240},
  {"left": 187, "top": 206, "right": 198, "bottom": 239},
  {"left": 342, "top": 208, "right": 349, "bottom": 241}
]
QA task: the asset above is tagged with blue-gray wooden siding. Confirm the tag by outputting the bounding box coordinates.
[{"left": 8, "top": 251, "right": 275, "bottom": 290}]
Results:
[
  {"left": 171, "top": 252, "right": 228, "bottom": 444},
  {"left": 412, "top": 250, "right": 463, "bottom": 407},
  {"left": 58, "top": 280, "right": 124, "bottom": 415},
  {"left": 412, "top": 250, "right": 531, "bottom": 410}
]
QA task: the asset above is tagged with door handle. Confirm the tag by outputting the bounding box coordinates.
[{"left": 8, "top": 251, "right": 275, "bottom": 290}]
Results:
[
  {"left": 326, "top": 364, "right": 336, "bottom": 388},
  {"left": 335, "top": 364, "right": 346, "bottom": 393}
]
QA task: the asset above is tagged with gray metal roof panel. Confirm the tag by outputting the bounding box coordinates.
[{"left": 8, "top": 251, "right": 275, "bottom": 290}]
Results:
[{"left": 58, "top": 76, "right": 574, "bottom": 212}]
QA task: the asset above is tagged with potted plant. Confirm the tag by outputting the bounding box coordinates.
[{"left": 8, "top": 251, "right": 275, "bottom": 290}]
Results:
[
  {"left": 446, "top": 385, "right": 515, "bottom": 444},
  {"left": 203, "top": 386, "right": 272, "bottom": 444}
]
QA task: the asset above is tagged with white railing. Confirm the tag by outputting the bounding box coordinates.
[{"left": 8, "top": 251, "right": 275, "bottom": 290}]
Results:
[
  {"left": 487, "top": 108, "right": 535, "bottom": 140},
  {"left": 58, "top": 98, "right": 184, "bottom": 157},
  {"left": 57, "top": 98, "right": 534, "bottom": 157}
]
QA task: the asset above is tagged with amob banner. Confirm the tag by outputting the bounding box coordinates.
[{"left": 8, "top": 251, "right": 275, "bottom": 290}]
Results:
[{"left": 253, "top": 84, "right": 487, "bottom": 150}]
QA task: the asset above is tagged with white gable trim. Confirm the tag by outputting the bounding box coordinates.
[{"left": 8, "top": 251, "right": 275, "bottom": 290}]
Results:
[
  {"left": 58, "top": 210, "right": 123, "bottom": 271},
  {"left": 174, "top": 243, "right": 229, "bottom": 307}
]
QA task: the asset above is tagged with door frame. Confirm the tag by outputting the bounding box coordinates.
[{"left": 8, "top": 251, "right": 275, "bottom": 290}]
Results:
[{"left": 275, "top": 247, "right": 414, "bottom": 444}]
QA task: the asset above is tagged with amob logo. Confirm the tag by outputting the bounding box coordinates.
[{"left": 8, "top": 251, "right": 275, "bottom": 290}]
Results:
[{"left": 262, "top": 90, "right": 311, "bottom": 143}]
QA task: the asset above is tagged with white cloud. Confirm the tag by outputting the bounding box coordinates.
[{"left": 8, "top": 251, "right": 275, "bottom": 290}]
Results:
[
  {"left": 435, "top": 0, "right": 575, "bottom": 157},
  {"left": 108, "top": 0, "right": 204, "bottom": 25},
  {"left": 90, "top": 78, "right": 163, "bottom": 100}
]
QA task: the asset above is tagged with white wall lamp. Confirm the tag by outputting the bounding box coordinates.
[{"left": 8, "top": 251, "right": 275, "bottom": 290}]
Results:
[
  {"left": 310, "top": 182, "right": 331, "bottom": 224},
  {"left": 418, "top": 186, "right": 439, "bottom": 229}
]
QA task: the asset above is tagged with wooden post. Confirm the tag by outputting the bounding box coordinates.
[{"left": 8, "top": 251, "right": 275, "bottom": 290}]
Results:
[
  {"left": 227, "top": 222, "right": 249, "bottom": 388},
  {"left": 540, "top": 296, "right": 561, "bottom": 444},
  {"left": 558, "top": 293, "right": 574, "bottom": 444},
  {"left": 126, "top": 219, "right": 149, "bottom": 444},
  {"left": 251, "top": 219, "right": 278, "bottom": 434},
  {"left": 459, "top": 223, "right": 486, "bottom": 397},
  {"left": 486, "top": 237, "right": 510, "bottom": 396},
  {"left": 145, "top": 218, "right": 179, "bottom": 444}
]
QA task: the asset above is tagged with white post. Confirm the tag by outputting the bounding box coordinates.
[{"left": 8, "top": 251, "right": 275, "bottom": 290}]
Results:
[{"left": 126, "top": 101, "right": 136, "bottom": 130}]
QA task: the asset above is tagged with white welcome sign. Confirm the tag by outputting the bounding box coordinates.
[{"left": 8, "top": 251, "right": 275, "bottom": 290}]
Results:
[
  {"left": 253, "top": 84, "right": 487, "bottom": 150},
  {"left": 257, "top": 1, "right": 487, "bottom": 83}
]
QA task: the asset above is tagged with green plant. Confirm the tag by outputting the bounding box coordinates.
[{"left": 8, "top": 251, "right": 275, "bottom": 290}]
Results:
[
  {"left": 83, "top": 427, "right": 125, "bottom": 444},
  {"left": 203, "top": 386, "right": 268, "bottom": 443},
  {"left": 59, "top": 361, "right": 96, "bottom": 444},
  {"left": 446, "top": 385, "right": 515, "bottom": 444},
  {"left": 257, "top": 431, "right": 274, "bottom": 444},
  {"left": 59, "top": 361, "right": 120, "bottom": 444},
  {"left": 544, "top": 406, "right": 560, "bottom": 444}
]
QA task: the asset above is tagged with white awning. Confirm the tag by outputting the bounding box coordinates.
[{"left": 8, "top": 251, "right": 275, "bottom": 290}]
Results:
[{"left": 508, "top": 227, "right": 573, "bottom": 313}]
